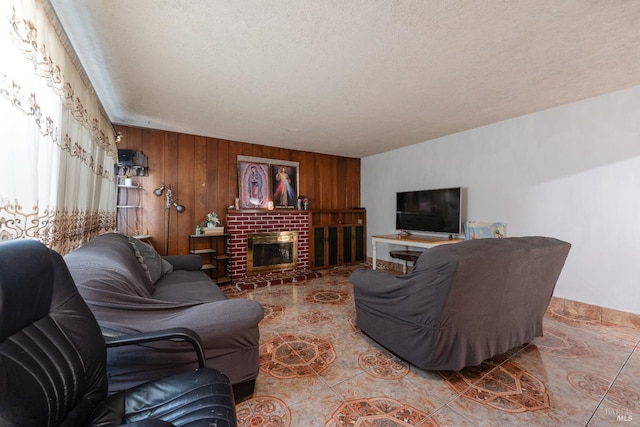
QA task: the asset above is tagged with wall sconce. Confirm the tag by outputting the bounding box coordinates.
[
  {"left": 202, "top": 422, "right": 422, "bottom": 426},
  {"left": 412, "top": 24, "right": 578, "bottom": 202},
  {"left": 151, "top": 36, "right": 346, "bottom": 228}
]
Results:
[{"left": 154, "top": 183, "right": 185, "bottom": 254}]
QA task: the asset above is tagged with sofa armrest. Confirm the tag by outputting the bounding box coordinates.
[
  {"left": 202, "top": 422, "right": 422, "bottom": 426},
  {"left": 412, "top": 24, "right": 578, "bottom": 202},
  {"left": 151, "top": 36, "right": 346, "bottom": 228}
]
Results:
[
  {"left": 105, "top": 327, "right": 206, "bottom": 368},
  {"left": 350, "top": 263, "right": 455, "bottom": 328},
  {"left": 162, "top": 255, "right": 202, "bottom": 271},
  {"left": 350, "top": 268, "right": 406, "bottom": 294}
]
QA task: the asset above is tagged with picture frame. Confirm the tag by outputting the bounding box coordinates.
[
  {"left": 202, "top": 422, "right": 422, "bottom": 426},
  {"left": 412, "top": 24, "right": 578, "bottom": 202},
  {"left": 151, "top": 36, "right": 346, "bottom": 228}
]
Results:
[
  {"left": 238, "top": 161, "right": 269, "bottom": 209},
  {"left": 237, "top": 156, "right": 299, "bottom": 209},
  {"left": 271, "top": 164, "right": 298, "bottom": 208}
]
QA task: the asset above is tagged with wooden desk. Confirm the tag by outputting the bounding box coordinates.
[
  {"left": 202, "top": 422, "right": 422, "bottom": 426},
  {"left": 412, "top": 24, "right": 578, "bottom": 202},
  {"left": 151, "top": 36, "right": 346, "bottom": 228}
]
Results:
[{"left": 371, "top": 234, "right": 463, "bottom": 270}]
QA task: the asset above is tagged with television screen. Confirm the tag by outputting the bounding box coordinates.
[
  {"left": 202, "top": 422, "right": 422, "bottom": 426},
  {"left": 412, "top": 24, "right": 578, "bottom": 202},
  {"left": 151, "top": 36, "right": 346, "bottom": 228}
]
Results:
[{"left": 396, "top": 187, "right": 462, "bottom": 234}]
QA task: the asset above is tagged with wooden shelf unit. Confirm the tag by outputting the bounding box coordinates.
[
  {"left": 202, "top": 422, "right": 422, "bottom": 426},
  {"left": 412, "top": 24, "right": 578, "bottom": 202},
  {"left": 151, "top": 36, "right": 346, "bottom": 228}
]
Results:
[
  {"left": 188, "top": 233, "right": 230, "bottom": 284},
  {"left": 115, "top": 161, "right": 149, "bottom": 237}
]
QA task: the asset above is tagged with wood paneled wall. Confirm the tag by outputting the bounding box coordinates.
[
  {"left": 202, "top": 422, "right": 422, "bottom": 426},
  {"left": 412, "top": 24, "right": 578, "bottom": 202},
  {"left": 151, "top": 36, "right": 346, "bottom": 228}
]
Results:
[{"left": 115, "top": 125, "right": 361, "bottom": 255}]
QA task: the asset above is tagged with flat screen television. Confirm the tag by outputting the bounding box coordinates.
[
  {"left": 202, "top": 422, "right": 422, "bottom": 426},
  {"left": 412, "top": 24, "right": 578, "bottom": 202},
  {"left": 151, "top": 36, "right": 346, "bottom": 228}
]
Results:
[{"left": 396, "top": 187, "right": 462, "bottom": 235}]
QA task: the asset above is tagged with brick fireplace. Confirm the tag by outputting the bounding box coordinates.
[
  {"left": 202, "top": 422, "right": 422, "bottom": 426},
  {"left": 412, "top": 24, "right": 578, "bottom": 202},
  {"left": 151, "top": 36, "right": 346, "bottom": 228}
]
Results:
[{"left": 227, "top": 210, "right": 318, "bottom": 288}]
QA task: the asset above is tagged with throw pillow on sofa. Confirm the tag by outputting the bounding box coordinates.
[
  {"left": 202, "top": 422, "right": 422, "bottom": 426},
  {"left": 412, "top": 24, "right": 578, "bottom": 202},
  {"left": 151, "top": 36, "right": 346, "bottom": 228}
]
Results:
[{"left": 128, "top": 237, "right": 173, "bottom": 287}]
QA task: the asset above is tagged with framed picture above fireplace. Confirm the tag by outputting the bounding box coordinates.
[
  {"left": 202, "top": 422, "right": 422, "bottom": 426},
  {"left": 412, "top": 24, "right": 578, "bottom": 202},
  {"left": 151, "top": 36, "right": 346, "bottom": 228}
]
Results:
[
  {"left": 238, "top": 161, "right": 269, "bottom": 209},
  {"left": 271, "top": 164, "right": 298, "bottom": 208},
  {"left": 237, "top": 156, "right": 299, "bottom": 209}
]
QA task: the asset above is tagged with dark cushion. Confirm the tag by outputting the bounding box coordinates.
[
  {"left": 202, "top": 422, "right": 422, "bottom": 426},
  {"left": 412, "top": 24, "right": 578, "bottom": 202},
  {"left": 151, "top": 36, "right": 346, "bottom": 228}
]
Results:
[
  {"left": 162, "top": 255, "right": 203, "bottom": 271},
  {"left": 153, "top": 270, "right": 226, "bottom": 303},
  {"left": 91, "top": 368, "right": 236, "bottom": 427},
  {"left": 128, "top": 237, "right": 175, "bottom": 286}
]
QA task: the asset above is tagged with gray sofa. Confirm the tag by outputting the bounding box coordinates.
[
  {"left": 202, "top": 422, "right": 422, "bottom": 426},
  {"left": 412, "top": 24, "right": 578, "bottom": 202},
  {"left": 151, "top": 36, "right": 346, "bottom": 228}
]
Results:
[
  {"left": 64, "top": 233, "right": 264, "bottom": 400},
  {"left": 350, "top": 236, "right": 570, "bottom": 371}
]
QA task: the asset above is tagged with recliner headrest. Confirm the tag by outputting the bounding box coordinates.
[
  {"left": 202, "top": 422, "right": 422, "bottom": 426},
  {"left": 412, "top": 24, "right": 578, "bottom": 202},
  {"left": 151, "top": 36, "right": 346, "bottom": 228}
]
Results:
[{"left": 0, "top": 239, "right": 54, "bottom": 341}]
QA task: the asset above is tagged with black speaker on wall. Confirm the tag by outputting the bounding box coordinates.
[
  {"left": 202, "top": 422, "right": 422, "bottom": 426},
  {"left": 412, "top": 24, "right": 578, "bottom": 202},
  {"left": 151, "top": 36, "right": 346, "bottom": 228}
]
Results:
[{"left": 117, "top": 149, "right": 134, "bottom": 166}]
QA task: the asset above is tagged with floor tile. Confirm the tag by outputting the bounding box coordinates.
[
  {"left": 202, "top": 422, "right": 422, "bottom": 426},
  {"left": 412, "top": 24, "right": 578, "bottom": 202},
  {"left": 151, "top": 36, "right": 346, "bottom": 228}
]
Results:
[{"left": 236, "top": 264, "right": 640, "bottom": 426}]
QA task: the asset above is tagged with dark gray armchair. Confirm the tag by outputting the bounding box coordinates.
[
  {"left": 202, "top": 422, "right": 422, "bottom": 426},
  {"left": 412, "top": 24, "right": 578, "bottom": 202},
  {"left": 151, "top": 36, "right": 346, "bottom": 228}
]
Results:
[
  {"left": 350, "top": 236, "right": 571, "bottom": 371},
  {"left": 0, "top": 239, "right": 236, "bottom": 427}
]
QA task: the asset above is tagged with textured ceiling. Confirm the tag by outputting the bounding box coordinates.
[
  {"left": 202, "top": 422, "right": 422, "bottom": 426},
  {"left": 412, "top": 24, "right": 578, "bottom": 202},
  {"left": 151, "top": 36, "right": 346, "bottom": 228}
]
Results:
[{"left": 50, "top": 0, "right": 640, "bottom": 158}]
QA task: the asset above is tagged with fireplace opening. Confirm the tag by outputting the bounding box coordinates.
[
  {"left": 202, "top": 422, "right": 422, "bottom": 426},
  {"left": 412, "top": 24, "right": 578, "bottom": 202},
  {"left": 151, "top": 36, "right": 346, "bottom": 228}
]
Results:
[{"left": 247, "top": 231, "right": 298, "bottom": 274}]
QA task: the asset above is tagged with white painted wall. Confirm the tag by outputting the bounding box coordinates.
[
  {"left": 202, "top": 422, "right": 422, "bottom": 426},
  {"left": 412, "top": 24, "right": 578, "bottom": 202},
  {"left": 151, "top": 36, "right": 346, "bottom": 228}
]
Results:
[{"left": 362, "top": 85, "right": 640, "bottom": 315}]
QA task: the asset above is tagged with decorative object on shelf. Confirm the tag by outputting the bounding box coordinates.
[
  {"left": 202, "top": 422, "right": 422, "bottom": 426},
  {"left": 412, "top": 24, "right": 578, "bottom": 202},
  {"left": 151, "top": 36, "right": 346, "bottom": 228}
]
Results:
[
  {"left": 121, "top": 170, "right": 133, "bottom": 186},
  {"left": 464, "top": 221, "right": 507, "bottom": 240},
  {"left": 115, "top": 164, "right": 149, "bottom": 177},
  {"left": 205, "top": 212, "right": 221, "bottom": 227},
  {"left": 133, "top": 151, "right": 148, "bottom": 167},
  {"left": 201, "top": 212, "right": 224, "bottom": 235},
  {"left": 116, "top": 149, "right": 149, "bottom": 177},
  {"left": 298, "top": 195, "right": 311, "bottom": 210},
  {"left": 153, "top": 183, "right": 186, "bottom": 254}
]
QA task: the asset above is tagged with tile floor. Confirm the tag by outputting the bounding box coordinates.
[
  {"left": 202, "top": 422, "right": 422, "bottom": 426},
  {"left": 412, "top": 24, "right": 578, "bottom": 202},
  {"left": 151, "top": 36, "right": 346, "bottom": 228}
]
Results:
[{"left": 222, "top": 265, "right": 640, "bottom": 426}]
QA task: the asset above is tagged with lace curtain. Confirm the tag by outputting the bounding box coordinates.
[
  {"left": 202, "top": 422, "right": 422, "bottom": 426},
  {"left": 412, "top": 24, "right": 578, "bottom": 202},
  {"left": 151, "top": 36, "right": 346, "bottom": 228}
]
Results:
[{"left": 0, "top": 0, "right": 117, "bottom": 254}]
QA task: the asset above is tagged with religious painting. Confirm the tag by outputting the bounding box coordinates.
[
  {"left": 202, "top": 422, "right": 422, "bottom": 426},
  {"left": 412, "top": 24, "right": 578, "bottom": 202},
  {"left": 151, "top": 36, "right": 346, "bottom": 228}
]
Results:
[
  {"left": 238, "top": 161, "right": 269, "bottom": 209},
  {"left": 270, "top": 164, "right": 298, "bottom": 208},
  {"left": 237, "top": 156, "right": 300, "bottom": 210}
]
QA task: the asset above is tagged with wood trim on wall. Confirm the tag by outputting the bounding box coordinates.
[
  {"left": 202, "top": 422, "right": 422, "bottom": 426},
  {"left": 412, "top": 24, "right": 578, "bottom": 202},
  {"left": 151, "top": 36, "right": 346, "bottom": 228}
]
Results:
[{"left": 115, "top": 125, "right": 361, "bottom": 255}]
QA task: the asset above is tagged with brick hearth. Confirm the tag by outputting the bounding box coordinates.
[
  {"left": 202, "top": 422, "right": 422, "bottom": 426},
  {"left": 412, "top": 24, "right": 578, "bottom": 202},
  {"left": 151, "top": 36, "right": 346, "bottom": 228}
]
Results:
[
  {"left": 227, "top": 210, "right": 317, "bottom": 287},
  {"left": 232, "top": 269, "right": 322, "bottom": 290}
]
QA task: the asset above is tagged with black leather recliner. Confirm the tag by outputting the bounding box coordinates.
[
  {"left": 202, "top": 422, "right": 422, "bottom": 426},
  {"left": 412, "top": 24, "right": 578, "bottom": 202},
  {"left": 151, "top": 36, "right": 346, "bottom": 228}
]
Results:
[{"left": 0, "top": 239, "right": 237, "bottom": 427}]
